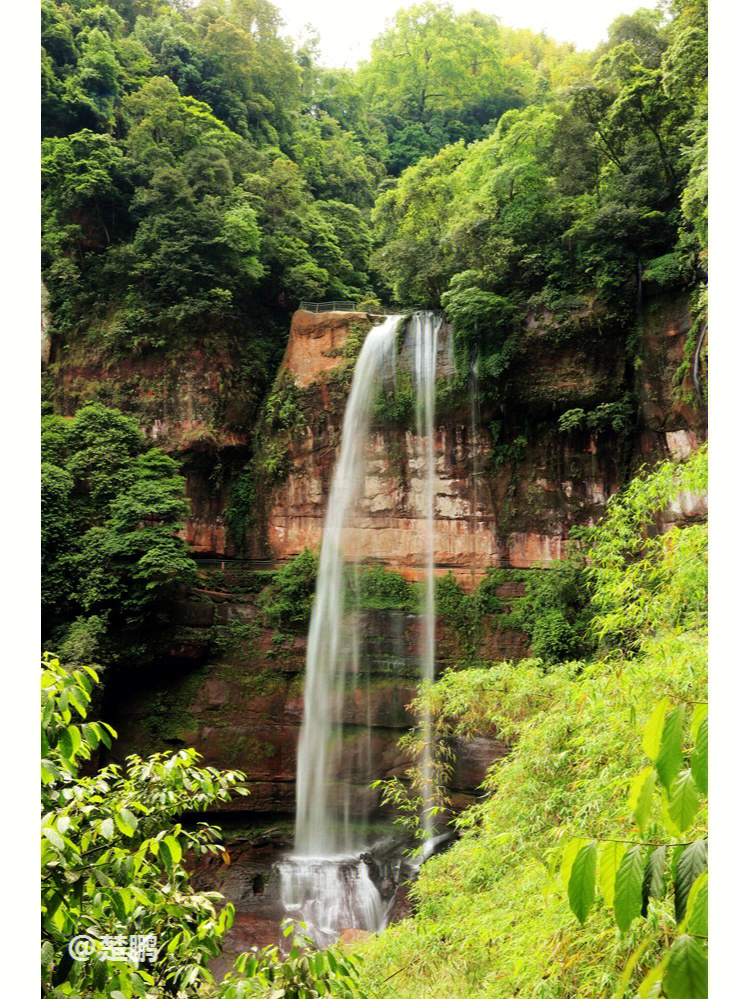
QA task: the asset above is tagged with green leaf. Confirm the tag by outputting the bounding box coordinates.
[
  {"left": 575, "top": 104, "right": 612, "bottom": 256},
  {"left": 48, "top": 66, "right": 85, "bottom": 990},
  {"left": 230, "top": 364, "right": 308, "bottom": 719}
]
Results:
[
  {"left": 599, "top": 841, "right": 625, "bottom": 908},
  {"left": 82, "top": 723, "right": 100, "bottom": 749},
  {"left": 57, "top": 728, "right": 73, "bottom": 760},
  {"left": 668, "top": 770, "right": 700, "bottom": 832},
  {"left": 691, "top": 717, "right": 707, "bottom": 795},
  {"left": 560, "top": 837, "right": 586, "bottom": 890},
  {"left": 641, "top": 845, "right": 666, "bottom": 917},
  {"left": 567, "top": 840, "right": 597, "bottom": 925},
  {"left": 638, "top": 958, "right": 667, "bottom": 998},
  {"left": 159, "top": 840, "right": 173, "bottom": 871},
  {"left": 656, "top": 704, "right": 685, "bottom": 791},
  {"left": 675, "top": 839, "right": 707, "bottom": 923},
  {"left": 690, "top": 703, "right": 707, "bottom": 745},
  {"left": 42, "top": 826, "right": 65, "bottom": 851},
  {"left": 99, "top": 817, "right": 115, "bottom": 840},
  {"left": 114, "top": 808, "right": 137, "bottom": 838},
  {"left": 67, "top": 725, "right": 82, "bottom": 756},
  {"left": 614, "top": 845, "right": 645, "bottom": 934},
  {"left": 642, "top": 697, "right": 670, "bottom": 761},
  {"left": 164, "top": 835, "right": 182, "bottom": 864},
  {"left": 628, "top": 767, "right": 657, "bottom": 834},
  {"left": 663, "top": 935, "right": 707, "bottom": 999},
  {"left": 686, "top": 872, "right": 707, "bottom": 936},
  {"left": 68, "top": 687, "right": 87, "bottom": 718}
]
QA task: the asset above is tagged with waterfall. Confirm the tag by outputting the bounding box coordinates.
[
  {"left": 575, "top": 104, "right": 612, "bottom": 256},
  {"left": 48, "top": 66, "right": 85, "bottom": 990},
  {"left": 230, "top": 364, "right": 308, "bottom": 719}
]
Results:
[
  {"left": 294, "top": 314, "right": 402, "bottom": 858},
  {"left": 413, "top": 313, "right": 440, "bottom": 839},
  {"left": 470, "top": 351, "right": 480, "bottom": 587},
  {"left": 282, "top": 311, "right": 444, "bottom": 942}
]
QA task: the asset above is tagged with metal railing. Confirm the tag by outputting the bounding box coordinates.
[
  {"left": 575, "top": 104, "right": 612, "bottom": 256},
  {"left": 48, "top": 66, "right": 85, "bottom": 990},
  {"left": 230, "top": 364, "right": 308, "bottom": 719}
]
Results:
[{"left": 299, "top": 300, "right": 357, "bottom": 313}]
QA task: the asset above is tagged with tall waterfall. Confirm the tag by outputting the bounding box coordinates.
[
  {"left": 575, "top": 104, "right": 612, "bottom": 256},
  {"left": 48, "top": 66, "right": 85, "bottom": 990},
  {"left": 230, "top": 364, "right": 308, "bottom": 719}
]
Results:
[
  {"left": 413, "top": 313, "right": 439, "bottom": 838},
  {"left": 294, "top": 314, "right": 403, "bottom": 857},
  {"left": 282, "top": 311, "right": 444, "bottom": 943}
]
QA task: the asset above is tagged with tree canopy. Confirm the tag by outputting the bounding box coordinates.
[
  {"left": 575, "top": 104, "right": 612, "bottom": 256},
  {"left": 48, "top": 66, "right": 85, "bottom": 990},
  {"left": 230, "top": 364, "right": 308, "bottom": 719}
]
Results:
[{"left": 42, "top": 403, "right": 197, "bottom": 670}]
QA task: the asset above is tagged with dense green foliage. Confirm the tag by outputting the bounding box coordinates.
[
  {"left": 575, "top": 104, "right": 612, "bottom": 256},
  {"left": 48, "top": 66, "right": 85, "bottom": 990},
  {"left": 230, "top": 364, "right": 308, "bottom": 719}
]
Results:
[
  {"left": 362, "top": 449, "right": 707, "bottom": 998},
  {"left": 41, "top": 0, "right": 705, "bottom": 377},
  {"left": 41, "top": 0, "right": 382, "bottom": 353},
  {"left": 40, "top": 5, "right": 708, "bottom": 995},
  {"left": 42, "top": 402, "right": 197, "bottom": 668},
  {"left": 41, "top": 653, "right": 367, "bottom": 998},
  {"left": 371, "top": 1, "right": 707, "bottom": 382}
]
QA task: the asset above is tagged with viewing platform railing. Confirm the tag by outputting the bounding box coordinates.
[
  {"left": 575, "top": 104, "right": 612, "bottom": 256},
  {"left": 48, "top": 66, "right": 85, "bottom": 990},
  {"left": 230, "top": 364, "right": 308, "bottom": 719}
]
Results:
[
  {"left": 298, "top": 300, "right": 400, "bottom": 315},
  {"left": 299, "top": 300, "right": 357, "bottom": 313}
]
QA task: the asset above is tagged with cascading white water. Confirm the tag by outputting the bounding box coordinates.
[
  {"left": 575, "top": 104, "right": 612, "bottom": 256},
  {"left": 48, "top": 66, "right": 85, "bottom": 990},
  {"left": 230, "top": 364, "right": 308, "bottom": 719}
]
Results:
[
  {"left": 281, "top": 311, "right": 444, "bottom": 942},
  {"left": 294, "top": 314, "right": 403, "bottom": 857},
  {"left": 278, "top": 857, "right": 395, "bottom": 948},
  {"left": 413, "top": 312, "right": 440, "bottom": 838},
  {"left": 470, "top": 352, "right": 480, "bottom": 587}
]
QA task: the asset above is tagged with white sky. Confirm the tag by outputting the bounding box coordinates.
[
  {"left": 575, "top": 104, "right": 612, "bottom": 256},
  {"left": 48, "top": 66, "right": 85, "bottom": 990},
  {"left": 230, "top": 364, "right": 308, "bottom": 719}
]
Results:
[{"left": 274, "top": 0, "right": 663, "bottom": 67}]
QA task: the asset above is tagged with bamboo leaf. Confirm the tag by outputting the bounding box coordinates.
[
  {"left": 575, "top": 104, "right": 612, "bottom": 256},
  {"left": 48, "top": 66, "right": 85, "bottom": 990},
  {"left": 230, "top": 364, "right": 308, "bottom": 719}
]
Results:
[
  {"left": 663, "top": 934, "right": 707, "bottom": 999},
  {"left": 613, "top": 936, "right": 653, "bottom": 999},
  {"left": 656, "top": 705, "right": 685, "bottom": 791},
  {"left": 691, "top": 717, "right": 707, "bottom": 796},
  {"left": 614, "top": 845, "right": 645, "bottom": 933},
  {"left": 567, "top": 840, "right": 597, "bottom": 925},
  {"left": 628, "top": 767, "right": 657, "bottom": 834},
  {"left": 599, "top": 841, "right": 625, "bottom": 908},
  {"left": 642, "top": 697, "right": 670, "bottom": 761},
  {"left": 668, "top": 770, "right": 700, "bottom": 832},
  {"left": 675, "top": 839, "right": 707, "bottom": 924}
]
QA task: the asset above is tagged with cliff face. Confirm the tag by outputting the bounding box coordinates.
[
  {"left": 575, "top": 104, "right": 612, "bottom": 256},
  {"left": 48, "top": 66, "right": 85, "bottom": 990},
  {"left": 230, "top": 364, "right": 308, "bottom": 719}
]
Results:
[
  {"left": 104, "top": 578, "right": 518, "bottom": 816},
  {"left": 50, "top": 294, "right": 705, "bottom": 815},
  {"left": 47, "top": 296, "right": 704, "bottom": 573},
  {"left": 261, "top": 297, "right": 704, "bottom": 580}
]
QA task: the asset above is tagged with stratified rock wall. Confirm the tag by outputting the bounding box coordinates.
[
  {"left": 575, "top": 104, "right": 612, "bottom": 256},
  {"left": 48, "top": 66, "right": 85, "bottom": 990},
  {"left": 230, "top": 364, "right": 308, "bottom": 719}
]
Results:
[
  {"left": 105, "top": 585, "right": 514, "bottom": 816},
  {"left": 54, "top": 295, "right": 706, "bottom": 815},
  {"left": 263, "top": 300, "right": 704, "bottom": 581}
]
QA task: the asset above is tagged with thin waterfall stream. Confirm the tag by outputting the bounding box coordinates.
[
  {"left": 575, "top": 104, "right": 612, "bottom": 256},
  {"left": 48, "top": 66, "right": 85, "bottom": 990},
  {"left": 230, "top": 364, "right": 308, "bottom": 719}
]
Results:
[{"left": 279, "top": 311, "right": 446, "bottom": 945}]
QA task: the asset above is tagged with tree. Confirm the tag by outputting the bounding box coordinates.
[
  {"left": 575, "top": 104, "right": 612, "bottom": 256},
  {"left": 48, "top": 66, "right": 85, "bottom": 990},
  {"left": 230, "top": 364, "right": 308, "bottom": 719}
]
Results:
[
  {"left": 41, "top": 404, "right": 197, "bottom": 668},
  {"left": 41, "top": 653, "right": 367, "bottom": 998},
  {"left": 41, "top": 653, "right": 245, "bottom": 995}
]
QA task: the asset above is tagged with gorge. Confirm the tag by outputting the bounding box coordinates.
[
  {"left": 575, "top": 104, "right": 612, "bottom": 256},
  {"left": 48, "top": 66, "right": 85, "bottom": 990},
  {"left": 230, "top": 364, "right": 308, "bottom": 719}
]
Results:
[
  {"left": 39, "top": 3, "right": 710, "bottom": 993},
  {"left": 45, "top": 297, "right": 706, "bottom": 953}
]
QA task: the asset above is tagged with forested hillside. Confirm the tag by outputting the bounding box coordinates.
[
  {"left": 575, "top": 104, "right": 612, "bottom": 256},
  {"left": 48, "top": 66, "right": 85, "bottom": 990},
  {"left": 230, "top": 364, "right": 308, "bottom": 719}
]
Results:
[
  {"left": 41, "top": 3, "right": 708, "bottom": 997},
  {"left": 42, "top": 0, "right": 706, "bottom": 361}
]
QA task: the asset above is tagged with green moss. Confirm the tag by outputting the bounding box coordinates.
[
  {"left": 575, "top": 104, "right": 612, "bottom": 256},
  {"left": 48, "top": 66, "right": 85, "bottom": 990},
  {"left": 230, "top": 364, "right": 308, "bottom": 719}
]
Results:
[
  {"left": 435, "top": 569, "right": 527, "bottom": 663},
  {"left": 348, "top": 565, "right": 419, "bottom": 613},
  {"left": 212, "top": 620, "right": 252, "bottom": 654},
  {"left": 373, "top": 369, "right": 415, "bottom": 426},
  {"left": 256, "top": 371, "right": 306, "bottom": 484},
  {"left": 225, "top": 465, "right": 256, "bottom": 553},
  {"left": 257, "top": 548, "right": 318, "bottom": 630},
  {"left": 140, "top": 662, "right": 212, "bottom": 746}
]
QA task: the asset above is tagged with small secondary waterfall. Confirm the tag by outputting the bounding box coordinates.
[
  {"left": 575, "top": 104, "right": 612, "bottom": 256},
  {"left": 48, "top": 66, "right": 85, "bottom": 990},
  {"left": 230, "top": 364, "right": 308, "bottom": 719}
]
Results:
[
  {"left": 413, "top": 313, "right": 439, "bottom": 839},
  {"left": 280, "top": 311, "right": 446, "bottom": 943}
]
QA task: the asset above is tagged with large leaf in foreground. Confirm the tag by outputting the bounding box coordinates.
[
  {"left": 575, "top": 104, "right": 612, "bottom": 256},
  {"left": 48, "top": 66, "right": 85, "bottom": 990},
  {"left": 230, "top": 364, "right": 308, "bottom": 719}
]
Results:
[
  {"left": 614, "top": 845, "right": 645, "bottom": 934},
  {"left": 663, "top": 934, "right": 707, "bottom": 999},
  {"left": 674, "top": 839, "right": 707, "bottom": 924},
  {"left": 568, "top": 840, "right": 597, "bottom": 925}
]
